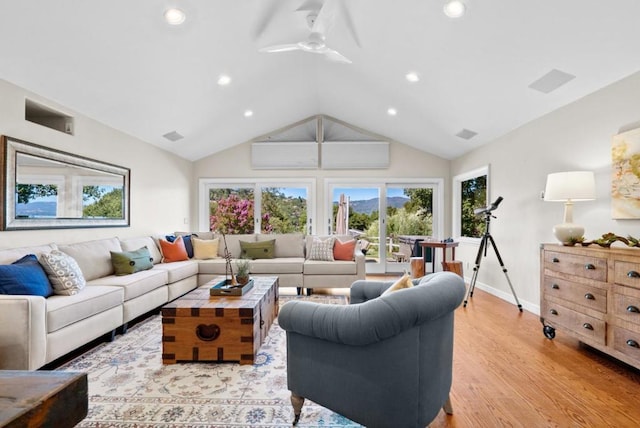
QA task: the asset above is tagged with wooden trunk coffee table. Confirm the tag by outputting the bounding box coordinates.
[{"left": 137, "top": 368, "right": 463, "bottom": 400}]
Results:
[{"left": 161, "top": 276, "right": 279, "bottom": 365}]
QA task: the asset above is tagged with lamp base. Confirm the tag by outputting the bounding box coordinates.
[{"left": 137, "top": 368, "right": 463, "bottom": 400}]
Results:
[{"left": 553, "top": 223, "right": 585, "bottom": 246}]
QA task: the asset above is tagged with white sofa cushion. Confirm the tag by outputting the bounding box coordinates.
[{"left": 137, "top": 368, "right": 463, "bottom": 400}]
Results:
[
  {"left": 250, "top": 257, "right": 304, "bottom": 274},
  {"left": 89, "top": 269, "right": 168, "bottom": 301},
  {"left": 120, "top": 236, "right": 163, "bottom": 265},
  {"left": 217, "top": 234, "right": 256, "bottom": 258},
  {"left": 257, "top": 233, "right": 305, "bottom": 258},
  {"left": 152, "top": 260, "right": 199, "bottom": 283},
  {"left": 303, "top": 260, "right": 358, "bottom": 275},
  {"left": 46, "top": 285, "right": 123, "bottom": 333},
  {"left": 196, "top": 259, "right": 228, "bottom": 275},
  {"left": 0, "top": 243, "right": 58, "bottom": 264},
  {"left": 59, "top": 237, "right": 123, "bottom": 281}
]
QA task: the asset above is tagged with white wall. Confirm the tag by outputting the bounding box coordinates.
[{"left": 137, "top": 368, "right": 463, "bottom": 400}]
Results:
[
  {"left": 0, "top": 79, "right": 193, "bottom": 248},
  {"left": 192, "top": 138, "right": 451, "bottom": 236},
  {"left": 451, "top": 71, "right": 640, "bottom": 314}
]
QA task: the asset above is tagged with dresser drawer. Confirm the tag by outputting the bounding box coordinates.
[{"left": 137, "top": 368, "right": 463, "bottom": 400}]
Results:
[
  {"left": 614, "top": 260, "right": 640, "bottom": 289},
  {"left": 543, "top": 251, "right": 607, "bottom": 281},
  {"left": 612, "top": 293, "right": 640, "bottom": 326},
  {"left": 612, "top": 326, "right": 640, "bottom": 364},
  {"left": 542, "top": 276, "right": 606, "bottom": 313},
  {"left": 542, "top": 301, "right": 605, "bottom": 345}
]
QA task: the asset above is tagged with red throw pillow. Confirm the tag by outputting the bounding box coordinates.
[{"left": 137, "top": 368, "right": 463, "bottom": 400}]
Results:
[
  {"left": 333, "top": 239, "right": 356, "bottom": 261},
  {"left": 159, "top": 236, "right": 189, "bottom": 262}
]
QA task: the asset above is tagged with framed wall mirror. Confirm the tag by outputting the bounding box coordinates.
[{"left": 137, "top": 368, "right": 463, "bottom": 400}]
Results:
[{"left": 1, "top": 136, "right": 130, "bottom": 230}]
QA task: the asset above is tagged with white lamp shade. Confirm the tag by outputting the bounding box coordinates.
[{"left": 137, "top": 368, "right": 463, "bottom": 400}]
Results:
[{"left": 544, "top": 171, "right": 596, "bottom": 202}]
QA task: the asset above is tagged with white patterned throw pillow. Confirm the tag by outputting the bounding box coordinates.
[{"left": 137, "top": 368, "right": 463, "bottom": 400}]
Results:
[
  {"left": 309, "top": 237, "right": 336, "bottom": 261},
  {"left": 39, "top": 250, "right": 87, "bottom": 295}
]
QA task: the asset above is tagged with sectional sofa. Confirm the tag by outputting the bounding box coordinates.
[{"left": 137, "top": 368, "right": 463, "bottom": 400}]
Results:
[{"left": 0, "top": 233, "right": 364, "bottom": 370}]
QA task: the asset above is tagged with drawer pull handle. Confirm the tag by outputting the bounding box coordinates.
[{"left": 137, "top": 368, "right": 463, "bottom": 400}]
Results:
[
  {"left": 626, "top": 305, "right": 640, "bottom": 313},
  {"left": 585, "top": 263, "right": 595, "bottom": 270},
  {"left": 584, "top": 293, "right": 595, "bottom": 300},
  {"left": 626, "top": 339, "right": 640, "bottom": 348},
  {"left": 549, "top": 309, "right": 558, "bottom": 315},
  {"left": 627, "top": 270, "right": 640, "bottom": 278},
  {"left": 582, "top": 323, "right": 593, "bottom": 330},
  {"left": 551, "top": 284, "right": 560, "bottom": 290},
  {"left": 552, "top": 257, "right": 560, "bottom": 263}
]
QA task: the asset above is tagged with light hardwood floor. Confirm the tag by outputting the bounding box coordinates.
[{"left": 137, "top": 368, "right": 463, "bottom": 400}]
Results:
[
  {"left": 431, "top": 287, "right": 640, "bottom": 428},
  {"left": 301, "top": 279, "right": 640, "bottom": 427}
]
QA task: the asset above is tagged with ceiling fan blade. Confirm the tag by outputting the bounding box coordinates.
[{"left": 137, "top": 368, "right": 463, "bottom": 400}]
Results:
[
  {"left": 323, "top": 48, "right": 352, "bottom": 64},
  {"left": 312, "top": 0, "right": 338, "bottom": 35},
  {"left": 259, "top": 44, "right": 301, "bottom": 53}
]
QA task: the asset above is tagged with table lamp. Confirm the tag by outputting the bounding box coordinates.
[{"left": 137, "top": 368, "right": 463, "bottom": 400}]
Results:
[{"left": 544, "top": 171, "right": 596, "bottom": 245}]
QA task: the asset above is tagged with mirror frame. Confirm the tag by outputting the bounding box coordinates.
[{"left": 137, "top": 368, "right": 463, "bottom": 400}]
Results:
[{"left": 0, "top": 135, "right": 130, "bottom": 230}]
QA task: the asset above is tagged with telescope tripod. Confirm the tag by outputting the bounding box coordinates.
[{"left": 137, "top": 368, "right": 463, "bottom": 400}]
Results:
[{"left": 463, "top": 213, "right": 523, "bottom": 312}]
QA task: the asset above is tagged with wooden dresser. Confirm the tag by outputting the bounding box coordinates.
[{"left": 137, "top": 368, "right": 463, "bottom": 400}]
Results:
[{"left": 540, "top": 244, "right": 640, "bottom": 370}]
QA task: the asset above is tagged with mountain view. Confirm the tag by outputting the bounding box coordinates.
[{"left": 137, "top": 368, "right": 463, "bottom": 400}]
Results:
[
  {"left": 348, "top": 196, "right": 409, "bottom": 214},
  {"left": 15, "top": 201, "right": 57, "bottom": 217}
]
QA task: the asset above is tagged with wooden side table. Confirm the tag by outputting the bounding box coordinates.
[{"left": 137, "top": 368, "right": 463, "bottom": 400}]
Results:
[
  {"left": 419, "top": 241, "right": 459, "bottom": 273},
  {"left": 0, "top": 370, "right": 88, "bottom": 428}
]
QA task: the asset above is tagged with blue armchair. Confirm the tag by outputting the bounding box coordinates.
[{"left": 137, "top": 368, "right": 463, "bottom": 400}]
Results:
[{"left": 278, "top": 271, "right": 465, "bottom": 428}]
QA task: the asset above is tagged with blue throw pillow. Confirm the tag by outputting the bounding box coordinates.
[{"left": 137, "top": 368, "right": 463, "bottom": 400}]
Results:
[
  {"left": 0, "top": 254, "right": 54, "bottom": 297},
  {"left": 166, "top": 234, "right": 195, "bottom": 258}
]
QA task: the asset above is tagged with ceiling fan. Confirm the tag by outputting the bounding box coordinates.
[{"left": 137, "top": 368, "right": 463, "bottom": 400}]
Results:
[{"left": 258, "top": 0, "right": 358, "bottom": 64}]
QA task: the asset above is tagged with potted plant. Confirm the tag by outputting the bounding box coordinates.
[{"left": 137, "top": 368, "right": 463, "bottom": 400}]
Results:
[{"left": 235, "top": 259, "right": 250, "bottom": 285}]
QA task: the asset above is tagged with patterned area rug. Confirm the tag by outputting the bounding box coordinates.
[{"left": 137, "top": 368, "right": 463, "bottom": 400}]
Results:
[{"left": 58, "top": 294, "right": 362, "bottom": 427}]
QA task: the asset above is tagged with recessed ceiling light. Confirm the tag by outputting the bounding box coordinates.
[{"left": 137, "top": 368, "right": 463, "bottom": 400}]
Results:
[
  {"left": 406, "top": 72, "right": 420, "bottom": 83},
  {"left": 443, "top": 1, "right": 466, "bottom": 18},
  {"left": 387, "top": 107, "right": 397, "bottom": 116},
  {"left": 164, "top": 8, "right": 186, "bottom": 25},
  {"left": 217, "top": 75, "right": 231, "bottom": 86},
  {"left": 244, "top": 110, "right": 254, "bottom": 118}
]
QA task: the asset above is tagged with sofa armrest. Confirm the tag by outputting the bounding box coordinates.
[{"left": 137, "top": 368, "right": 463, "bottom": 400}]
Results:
[
  {"left": 0, "top": 295, "right": 47, "bottom": 370},
  {"left": 353, "top": 248, "right": 366, "bottom": 280}
]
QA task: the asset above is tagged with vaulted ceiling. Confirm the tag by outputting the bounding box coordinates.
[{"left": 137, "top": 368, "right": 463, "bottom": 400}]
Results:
[{"left": 1, "top": 0, "right": 640, "bottom": 161}]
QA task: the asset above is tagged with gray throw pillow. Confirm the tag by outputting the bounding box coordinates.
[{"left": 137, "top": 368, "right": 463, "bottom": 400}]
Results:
[{"left": 308, "top": 237, "right": 336, "bottom": 261}]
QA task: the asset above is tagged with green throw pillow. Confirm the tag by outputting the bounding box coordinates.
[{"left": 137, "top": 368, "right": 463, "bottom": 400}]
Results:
[
  {"left": 111, "top": 246, "right": 154, "bottom": 276},
  {"left": 240, "top": 240, "right": 275, "bottom": 259}
]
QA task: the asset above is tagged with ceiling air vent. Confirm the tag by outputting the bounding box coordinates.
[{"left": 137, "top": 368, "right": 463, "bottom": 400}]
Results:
[
  {"left": 528, "top": 69, "right": 575, "bottom": 94},
  {"left": 163, "top": 131, "right": 184, "bottom": 142},
  {"left": 455, "top": 129, "right": 478, "bottom": 140}
]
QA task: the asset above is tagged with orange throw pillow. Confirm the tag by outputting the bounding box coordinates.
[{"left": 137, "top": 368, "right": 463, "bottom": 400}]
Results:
[
  {"left": 333, "top": 239, "right": 356, "bottom": 261},
  {"left": 159, "top": 236, "right": 189, "bottom": 262}
]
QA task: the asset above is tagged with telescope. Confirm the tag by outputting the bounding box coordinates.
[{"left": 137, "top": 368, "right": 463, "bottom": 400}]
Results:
[{"left": 473, "top": 196, "right": 503, "bottom": 215}]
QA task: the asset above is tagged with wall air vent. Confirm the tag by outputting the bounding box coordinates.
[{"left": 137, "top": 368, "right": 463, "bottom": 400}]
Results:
[
  {"left": 25, "top": 99, "right": 74, "bottom": 135},
  {"left": 251, "top": 142, "right": 318, "bottom": 169}
]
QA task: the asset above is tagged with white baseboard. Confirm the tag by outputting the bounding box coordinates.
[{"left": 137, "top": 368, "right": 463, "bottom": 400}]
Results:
[{"left": 463, "top": 276, "right": 540, "bottom": 316}]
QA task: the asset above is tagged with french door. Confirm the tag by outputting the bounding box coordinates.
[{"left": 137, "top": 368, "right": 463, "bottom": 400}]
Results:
[{"left": 327, "top": 179, "right": 442, "bottom": 274}]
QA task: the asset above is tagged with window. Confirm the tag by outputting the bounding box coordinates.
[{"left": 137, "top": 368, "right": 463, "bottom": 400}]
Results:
[
  {"left": 199, "top": 179, "right": 314, "bottom": 234},
  {"left": 453, "top": 166, "right": 489, "bottom": 240}
]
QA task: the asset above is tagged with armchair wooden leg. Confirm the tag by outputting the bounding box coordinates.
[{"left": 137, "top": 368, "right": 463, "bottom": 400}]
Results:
[
  {"left": 291, "top": 393, "right": 305, "bottom": 425},
  {"left": 443, "top": 395, "right": 453, "bottom": 415}
]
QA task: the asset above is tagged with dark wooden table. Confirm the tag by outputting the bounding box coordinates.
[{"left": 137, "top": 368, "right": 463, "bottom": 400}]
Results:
[
  {"left": 0, "top": 370, "right": 88, "bottom": 428},
  {"left": 419, "top": 240, "right": 459, "bottom": 273}
]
